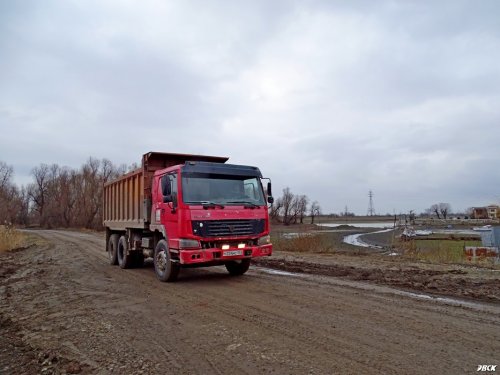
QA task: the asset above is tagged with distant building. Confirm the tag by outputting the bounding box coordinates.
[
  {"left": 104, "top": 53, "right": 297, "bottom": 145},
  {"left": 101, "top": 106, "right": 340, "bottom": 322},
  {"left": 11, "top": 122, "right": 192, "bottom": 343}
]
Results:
[
  {"left": 472, "top": 205, "right": 499, "bottom": 220},
  {"left": 472, "top": 207, "right": 488, "bottom": 219},
  {"left": 487, "top": 205, "right": 499, "bottom": 219}
]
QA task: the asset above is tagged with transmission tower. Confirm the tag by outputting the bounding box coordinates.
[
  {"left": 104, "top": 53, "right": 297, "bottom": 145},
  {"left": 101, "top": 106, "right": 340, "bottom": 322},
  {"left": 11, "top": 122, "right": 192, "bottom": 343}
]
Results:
[{"left": 367, "top": 190, "right": 375, "bottom": 216}]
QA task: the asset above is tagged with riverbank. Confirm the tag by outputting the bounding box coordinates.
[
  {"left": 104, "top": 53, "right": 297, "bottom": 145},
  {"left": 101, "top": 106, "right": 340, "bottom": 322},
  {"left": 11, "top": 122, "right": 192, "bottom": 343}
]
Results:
[{"left": 357, "top": 229, "right": 401, "bottom": 249}]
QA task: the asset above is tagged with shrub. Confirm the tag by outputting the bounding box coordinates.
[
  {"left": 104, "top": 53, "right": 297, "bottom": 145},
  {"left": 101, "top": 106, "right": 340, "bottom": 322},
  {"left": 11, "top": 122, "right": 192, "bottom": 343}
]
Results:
[{"left": 0, "top": 225, "right": 25, "bottom": 252}]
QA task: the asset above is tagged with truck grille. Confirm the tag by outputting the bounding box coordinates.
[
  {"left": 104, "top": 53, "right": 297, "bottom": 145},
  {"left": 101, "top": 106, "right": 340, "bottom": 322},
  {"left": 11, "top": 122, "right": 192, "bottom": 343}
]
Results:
[{"left": 192, "top": 219, "right": 265, "bottom": 237}]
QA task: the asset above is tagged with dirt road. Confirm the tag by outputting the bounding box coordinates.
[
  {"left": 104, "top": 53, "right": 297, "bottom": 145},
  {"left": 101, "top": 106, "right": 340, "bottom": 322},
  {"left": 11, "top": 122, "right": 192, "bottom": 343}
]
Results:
[{"left": 1, "top": 230, "right": 499, "bottom": 374}]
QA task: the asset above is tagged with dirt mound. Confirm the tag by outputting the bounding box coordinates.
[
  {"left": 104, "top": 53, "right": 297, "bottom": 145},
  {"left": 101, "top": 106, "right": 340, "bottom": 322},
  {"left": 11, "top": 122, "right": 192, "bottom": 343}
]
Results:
[{"left": 254, "top": 257, "right": 500, "bottom": 303}]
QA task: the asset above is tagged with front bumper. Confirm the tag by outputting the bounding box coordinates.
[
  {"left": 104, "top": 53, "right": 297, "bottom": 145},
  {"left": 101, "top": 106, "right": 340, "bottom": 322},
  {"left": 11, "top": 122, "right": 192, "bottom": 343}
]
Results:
[{"left": 178, "top": 244, "right": 272, "bottom": 265}]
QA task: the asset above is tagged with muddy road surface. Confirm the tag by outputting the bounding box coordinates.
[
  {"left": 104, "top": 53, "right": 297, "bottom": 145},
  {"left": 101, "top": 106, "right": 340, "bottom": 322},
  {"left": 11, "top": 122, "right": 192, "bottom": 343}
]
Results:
[{"left": 1, "top": 230, "right": 499, "bottom": 374}]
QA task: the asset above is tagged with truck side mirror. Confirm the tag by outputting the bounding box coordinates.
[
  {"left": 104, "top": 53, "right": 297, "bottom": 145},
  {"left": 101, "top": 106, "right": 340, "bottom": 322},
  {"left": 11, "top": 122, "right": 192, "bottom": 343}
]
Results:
[
  {"left": 266, "top": 182, "right": 273, "bottom": 203},
  {"left": 161, "top": 175, "right": 171, "bottom": 196},
  {"left": 163, "top": 194, "right": 173, "bottom": 203}
]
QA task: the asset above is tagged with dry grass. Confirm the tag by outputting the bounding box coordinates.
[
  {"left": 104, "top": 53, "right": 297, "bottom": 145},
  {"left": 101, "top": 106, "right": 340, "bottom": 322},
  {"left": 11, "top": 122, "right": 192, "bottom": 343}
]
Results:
[
  {"left": 271, "top": 233, "right": 333, "bottom": 253},
  {"left": 400, "top": 239, "right": 483, "bottom": 263},
  {"left": 0, "top": 225, "right": 26, "bottom": 252}
]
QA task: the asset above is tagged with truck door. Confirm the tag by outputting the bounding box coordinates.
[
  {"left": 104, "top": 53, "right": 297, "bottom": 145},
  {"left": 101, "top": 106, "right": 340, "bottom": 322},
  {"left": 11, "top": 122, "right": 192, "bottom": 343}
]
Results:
[{"left": 158, "top": 172, "right": 179, "bottom": 240}]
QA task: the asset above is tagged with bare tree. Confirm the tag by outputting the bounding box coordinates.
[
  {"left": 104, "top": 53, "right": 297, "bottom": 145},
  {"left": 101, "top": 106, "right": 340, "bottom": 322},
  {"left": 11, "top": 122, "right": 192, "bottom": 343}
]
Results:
[
  {"left": 0, "top": 161, "right": 13, "bottom": 190},
  {"left": 28, "top": 164, "right": 50, "bottom": 224},
  {"left": 270, "top": 198, "right": 283, "bottom": 221},
  {"left": 281, "top": 187, "right": 294, "bottom": 225},
  {"left": 72, "top": 157, "right": 124, "bottom": 229},
  {"left": 284, "top": 192, "right": 308, "bottom": 225},
  {"left": 102, "top": 158, "right": 125, "bottom": 183},
  {"left": 15, "top": 185, "right": 30, "bottom": 225},
  {"left": 0, "top": 162, "right": 28, "bottom": 225},
  {"left": 57, "top": 168, "right": 77, "bottom": 227},
  {"left": 289, "top": 195, "right": 300, "bottom": 224},
  {"left": 310, "top": 201, "right": 321, "bottom": 224},
  {"left": 76, "top": 157, "right": 103, "bottom": 229},
  {"left": 429, "top": 203, "right": 452, "bottom": 219},
  {"left": 430, "top": 204, "right": 441, "bottom": 219},
  {"left": 273, "top": 188, "right": 310, "bottom": 225},
  {"left": 296, "top": 195, "right": 309, "bottom": 224},
  {"left": 439, "top": 203, "right": 451, "bottom": 219}
]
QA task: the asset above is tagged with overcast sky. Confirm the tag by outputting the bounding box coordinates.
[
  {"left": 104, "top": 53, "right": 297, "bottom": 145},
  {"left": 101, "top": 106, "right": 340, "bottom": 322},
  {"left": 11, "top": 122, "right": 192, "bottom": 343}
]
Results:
[{"left": 1, "top": 0, "right": 499, "bottom": 215}]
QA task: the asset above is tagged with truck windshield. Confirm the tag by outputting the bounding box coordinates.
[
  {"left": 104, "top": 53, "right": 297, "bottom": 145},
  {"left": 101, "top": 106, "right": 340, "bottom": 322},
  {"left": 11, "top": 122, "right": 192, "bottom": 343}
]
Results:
[{"left": 182, "top": 174, "right": 266, "bottom": 206}]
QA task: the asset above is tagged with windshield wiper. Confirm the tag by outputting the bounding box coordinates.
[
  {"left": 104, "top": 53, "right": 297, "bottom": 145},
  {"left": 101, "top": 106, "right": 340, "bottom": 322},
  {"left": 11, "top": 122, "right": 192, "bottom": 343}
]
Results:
[
  {"left": 226, "top": 200, "right": 260, "bottom": 208},
  {"left": 184, "top": 201, "right": 225, "bottom": 209},
  {"left": 200, "top": 201, "right": 225, "bottom": 209}
]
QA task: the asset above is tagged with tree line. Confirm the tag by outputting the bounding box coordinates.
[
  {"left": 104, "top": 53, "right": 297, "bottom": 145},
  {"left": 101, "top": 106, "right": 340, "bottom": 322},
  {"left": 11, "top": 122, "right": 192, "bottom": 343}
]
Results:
[
  {"left": 0, "top": 159, "right": 126, "bottom": 229},
  {"left": 270, "top": 187, "right": 322, "bottom": 225},
  {"left": 2, "top": 160, "right": 323, "bottom": 229}
]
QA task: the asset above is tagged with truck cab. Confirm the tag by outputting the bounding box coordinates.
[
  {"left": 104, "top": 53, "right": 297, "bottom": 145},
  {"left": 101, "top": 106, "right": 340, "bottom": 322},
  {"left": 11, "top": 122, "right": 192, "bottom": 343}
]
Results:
[{"left": 150, "top": 161, "right": 272, "bottom": 280}]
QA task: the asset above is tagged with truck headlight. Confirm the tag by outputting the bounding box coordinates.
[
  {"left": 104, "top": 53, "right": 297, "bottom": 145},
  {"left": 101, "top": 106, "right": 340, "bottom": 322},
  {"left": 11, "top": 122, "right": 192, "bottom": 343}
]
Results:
[
  {"left": 257, "top": 235, "right": 271, "bottom": 246},
  {"left": 179, "top": 239, "right": 201, "bottom": 249}
]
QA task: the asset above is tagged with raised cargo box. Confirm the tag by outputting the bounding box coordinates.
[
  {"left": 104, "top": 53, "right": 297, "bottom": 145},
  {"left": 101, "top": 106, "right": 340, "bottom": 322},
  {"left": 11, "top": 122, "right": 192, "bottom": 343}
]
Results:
[{"left": 103, "top": 152, "right": 228, "bottom": 230}]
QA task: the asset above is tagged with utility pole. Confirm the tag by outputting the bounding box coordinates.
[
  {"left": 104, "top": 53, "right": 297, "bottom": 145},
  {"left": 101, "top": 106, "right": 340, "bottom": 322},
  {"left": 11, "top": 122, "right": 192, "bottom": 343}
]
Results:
[{"left": 367, "top": 190, "right": 375, "bottom": 216}]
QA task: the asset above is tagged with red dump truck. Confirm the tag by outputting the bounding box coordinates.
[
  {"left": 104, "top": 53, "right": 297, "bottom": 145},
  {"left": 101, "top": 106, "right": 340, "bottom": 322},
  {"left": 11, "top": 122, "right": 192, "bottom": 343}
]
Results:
[{"left": 103, "top": 152, "right": 273, "bottom": 281}]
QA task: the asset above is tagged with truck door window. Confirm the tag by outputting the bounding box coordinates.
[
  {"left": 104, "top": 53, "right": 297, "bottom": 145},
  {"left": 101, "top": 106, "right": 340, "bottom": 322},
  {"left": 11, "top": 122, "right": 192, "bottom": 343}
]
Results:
[
  {"left": 158, "top": 173, "right": 178, "bottom": 206},
  {"left": 157, "top": 178, "right": 163, "bottom": 201},
  {"left": 168, "top": 173, "right": 178, "bottom": 206}
]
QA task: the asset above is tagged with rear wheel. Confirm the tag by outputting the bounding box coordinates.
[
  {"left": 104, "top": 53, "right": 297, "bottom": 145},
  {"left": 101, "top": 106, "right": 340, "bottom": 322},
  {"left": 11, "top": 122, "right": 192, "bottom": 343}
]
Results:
[
  {"left": 225, "top": 259, "right": 251, "bottom": 276},
  {"left": 154, "top": 240, "right": 179, "bottom": 282},
  {"left": 107, "top": 234, "right": 119, "bottom": 265},
  {"left": 117, "top": 235, "right": 133, "bottom": 269}
]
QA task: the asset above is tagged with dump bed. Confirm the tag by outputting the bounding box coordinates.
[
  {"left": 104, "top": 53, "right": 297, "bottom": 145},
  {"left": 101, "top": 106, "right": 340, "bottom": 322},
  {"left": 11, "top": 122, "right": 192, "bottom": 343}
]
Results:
[{"left": 103, "top": 152, "right": 228, "bottom": 230}]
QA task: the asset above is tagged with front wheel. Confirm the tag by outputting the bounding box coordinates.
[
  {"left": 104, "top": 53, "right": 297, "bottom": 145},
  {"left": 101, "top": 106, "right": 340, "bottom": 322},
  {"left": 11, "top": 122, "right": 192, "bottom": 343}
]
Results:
[
  {"left": 225, "top": 259, "right": 251, "bottom": 276},
  {"left": 154, "top": 240, "right": 179, "bottom": 282}
]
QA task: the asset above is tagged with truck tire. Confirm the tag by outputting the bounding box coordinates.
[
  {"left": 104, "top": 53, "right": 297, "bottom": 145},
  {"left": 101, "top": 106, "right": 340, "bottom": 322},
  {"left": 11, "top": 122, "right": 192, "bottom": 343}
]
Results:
[
  {"left": 108, "top": 234, "right": 119, "bottom": 265},
  {"left": 225, "top": 259, "right": 251, "bottom": 276},
  {"left": 117, "top": 235, "right": 133, "bottom": 269},
  {"left": 154, "top": 240, "right": 179, "bottom": 282}
]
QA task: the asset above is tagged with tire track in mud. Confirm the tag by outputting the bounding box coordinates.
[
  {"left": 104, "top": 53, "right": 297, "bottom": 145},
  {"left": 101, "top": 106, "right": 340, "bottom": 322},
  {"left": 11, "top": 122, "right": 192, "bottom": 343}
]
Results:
[
  {"left": 36, "top": 231, "right": 290, "bottom": 374},
  {"left": 34, "top": 231, "right": 216, "bottom": 374},
  {"left": 54, "top": 231, "right": 500, "bottom": 373},
  {"left": 2, "top": 230, "right": 500, "bottom": 374},
  {"left": 44, "top": 232, "right": 428, "bottom": 372}
]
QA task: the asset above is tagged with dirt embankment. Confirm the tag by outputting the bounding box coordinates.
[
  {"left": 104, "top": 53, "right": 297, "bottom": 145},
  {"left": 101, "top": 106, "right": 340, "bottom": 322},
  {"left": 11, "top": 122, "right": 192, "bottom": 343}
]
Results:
[
  {"left": 254, "top": 252, "right": 500, "bottom": 303},
  {"left": 1, "top": 230, "right": 499, "bottom": 375}
]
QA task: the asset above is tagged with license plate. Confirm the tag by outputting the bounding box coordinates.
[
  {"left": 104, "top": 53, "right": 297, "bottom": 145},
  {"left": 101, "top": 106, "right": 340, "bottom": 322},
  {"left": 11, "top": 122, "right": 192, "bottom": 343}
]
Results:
[{"left": 223, "top": 250, "right": 243, "bottom": 257}]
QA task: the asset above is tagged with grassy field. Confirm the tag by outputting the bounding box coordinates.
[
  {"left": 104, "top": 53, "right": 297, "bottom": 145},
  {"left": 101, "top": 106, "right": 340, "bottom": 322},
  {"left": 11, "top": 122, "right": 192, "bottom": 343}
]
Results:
[
  {"left": 270, "top": 225, "right": 378, "bottom": 254},
  {"left": 402, "top": 238, "right": 482, "bottom": 263},
  {"left": 0, "top": 225, "right": 26, "bottom": 252},
  {"left": 269, "top": 222, "right": 493, "bottom": 265}
]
